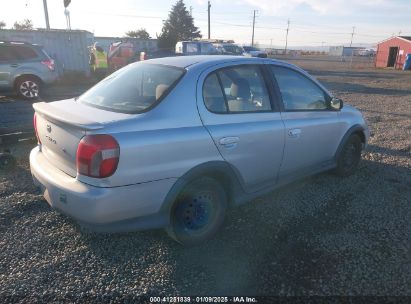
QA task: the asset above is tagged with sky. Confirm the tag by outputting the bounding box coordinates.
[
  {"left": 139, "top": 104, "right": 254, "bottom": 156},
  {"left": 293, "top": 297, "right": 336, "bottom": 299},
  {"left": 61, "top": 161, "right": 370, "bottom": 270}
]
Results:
[{"left": 1, "top": 0, "right": 410, "bottom": 48}]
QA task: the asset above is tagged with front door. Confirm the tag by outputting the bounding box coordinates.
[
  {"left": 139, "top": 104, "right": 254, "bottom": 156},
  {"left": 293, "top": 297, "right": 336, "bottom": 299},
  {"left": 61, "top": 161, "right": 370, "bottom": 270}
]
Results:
[
  {"left": 197, "top": 63, "right": 285, "bottom": 193},
  {"left": 269, "top": 65, "right": 344, "bottom": 180}
]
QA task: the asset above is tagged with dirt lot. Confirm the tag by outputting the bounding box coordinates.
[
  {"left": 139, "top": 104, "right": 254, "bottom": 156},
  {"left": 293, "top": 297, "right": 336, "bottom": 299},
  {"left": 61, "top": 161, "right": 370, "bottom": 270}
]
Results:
[{"left": 0, "top": 57, "right": 410, "bottom": 300}]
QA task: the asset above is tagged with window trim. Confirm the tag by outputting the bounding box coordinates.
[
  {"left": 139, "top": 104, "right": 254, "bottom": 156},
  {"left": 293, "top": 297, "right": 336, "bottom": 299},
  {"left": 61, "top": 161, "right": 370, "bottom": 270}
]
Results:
[
  {"left": 269, "top": 64, "right": 334, "bottom": 112},
  {"left": 202, "top": 64, "right": 277, "bottom": 115},
  {"left": 79, "top": 63, "right": 186, "bottom": 114}
]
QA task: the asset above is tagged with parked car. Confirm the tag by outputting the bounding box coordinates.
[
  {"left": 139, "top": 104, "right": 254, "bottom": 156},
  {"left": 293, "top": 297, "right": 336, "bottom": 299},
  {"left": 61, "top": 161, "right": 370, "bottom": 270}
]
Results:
[
  {"left": 175, "top": 41, "right": 218, "bottom": 55},
  {"left": 243, "top": 46, "right": 268, "bottom": 58},
  {"left": 30, "top": 56, "right": 369, "bottom": 245},
  {"left": 141, "top": 49, "right": 177, "bottom": 60},
  {"left": 0, "top": 41, "right": 58, "bottom": 99},
  {"left": 213, "top": 43, "right": 245, "bottom": 56},
  {"left": 357, "top": 48, "right": 376, "bottom": 57}
]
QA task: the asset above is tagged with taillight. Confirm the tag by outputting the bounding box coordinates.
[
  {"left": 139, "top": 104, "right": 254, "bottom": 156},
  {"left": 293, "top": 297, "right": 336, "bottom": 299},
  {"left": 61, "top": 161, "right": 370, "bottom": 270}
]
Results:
[
  {"left": 33, "top": 113, "right": 41, "bottom": 144},
  {"left": 76, "top": 135, "right": 120, "bottom": 178},
  {"left": 41, "top": 59, "right": 55, "bottom": 71}
]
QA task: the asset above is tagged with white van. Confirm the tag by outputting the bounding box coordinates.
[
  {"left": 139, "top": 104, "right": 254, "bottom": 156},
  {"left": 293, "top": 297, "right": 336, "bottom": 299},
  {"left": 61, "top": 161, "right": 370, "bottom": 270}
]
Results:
[{"left": 175, "top": 41, "right": 218, "bottom": 55}]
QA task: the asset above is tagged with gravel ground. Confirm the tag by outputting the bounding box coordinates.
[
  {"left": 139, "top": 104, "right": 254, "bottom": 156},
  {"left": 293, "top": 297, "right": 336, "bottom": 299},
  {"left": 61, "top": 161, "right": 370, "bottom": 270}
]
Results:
[{"left": 0, "top": 58, "right": 410, "bottom": 301}]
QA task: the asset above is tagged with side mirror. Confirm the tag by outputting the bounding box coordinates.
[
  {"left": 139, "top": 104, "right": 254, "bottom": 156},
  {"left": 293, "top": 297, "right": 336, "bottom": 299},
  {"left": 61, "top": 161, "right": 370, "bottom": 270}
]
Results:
[{"left": 330, "top": 97, "right": 343, "bottom": 110}]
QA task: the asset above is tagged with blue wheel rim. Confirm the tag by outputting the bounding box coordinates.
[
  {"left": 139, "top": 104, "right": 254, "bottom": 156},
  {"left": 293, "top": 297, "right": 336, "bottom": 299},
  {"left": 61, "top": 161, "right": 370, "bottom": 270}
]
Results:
[{"left": 177, "top": 193, "right": 213, "bottom": 232}]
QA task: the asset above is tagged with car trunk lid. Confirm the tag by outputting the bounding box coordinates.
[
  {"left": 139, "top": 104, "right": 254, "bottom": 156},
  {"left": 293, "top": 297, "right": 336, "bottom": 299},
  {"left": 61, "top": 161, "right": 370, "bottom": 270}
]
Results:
[{"left": 33, "top": 99, "right": 130, "bottom": 177}]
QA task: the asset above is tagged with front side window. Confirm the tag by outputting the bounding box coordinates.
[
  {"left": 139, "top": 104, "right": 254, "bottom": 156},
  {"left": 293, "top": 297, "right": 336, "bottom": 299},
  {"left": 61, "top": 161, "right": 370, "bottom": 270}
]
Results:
[
  {"left": 202, "top": 65, "right": 272, "bottom": 113},
  {"left": 201, "top": 43, "right": 217, "bottom": 54},
  {"left": 186, "top": 43, "right": 198, "bottom": 54},
  {"left": 79, "top": 63, "right": 184, "bottom": 113},
  {"left": 223, "top": 45, "right": 244, "bottom": 55},
  {"left": 271, "top": 66, "right": 329, "bottom": 111}
]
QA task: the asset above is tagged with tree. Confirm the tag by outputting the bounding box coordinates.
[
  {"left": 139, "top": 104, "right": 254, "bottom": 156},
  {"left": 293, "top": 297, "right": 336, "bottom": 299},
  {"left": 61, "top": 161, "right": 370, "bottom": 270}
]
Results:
[
  {"left": 125, "top": 28, "right": 151, "bottom": 39},
  {"left": 158, "top": 0, "right": 201, "bottom": 50},
  {"left": 13, "top": 19, "right": 33, "bottom": 30},
  {"left": 0, "top": 21, "right": 6, "bottom": 29}
]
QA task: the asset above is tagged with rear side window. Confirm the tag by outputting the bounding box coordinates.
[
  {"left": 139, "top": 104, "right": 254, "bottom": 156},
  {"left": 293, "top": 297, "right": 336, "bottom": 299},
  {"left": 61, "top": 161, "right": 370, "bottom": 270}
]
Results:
[
  {"left": 79, "top": 63, "right": 184, "bottom": 113},
  {"left": 202, "top": 65, "right": 272, "bottom": 113},
  {"left": 0, "top": 45, "right": 19, "bottom": 61},
  {"left": 14, "top": 45, "right": 38, "bottom": 59},
  {"left": 203, "top": 73, "right": 227, "bottom": 113}
]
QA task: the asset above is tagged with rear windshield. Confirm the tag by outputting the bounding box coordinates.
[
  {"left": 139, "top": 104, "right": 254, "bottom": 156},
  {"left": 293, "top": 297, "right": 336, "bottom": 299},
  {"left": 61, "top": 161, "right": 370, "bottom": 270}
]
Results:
[{"left": 79, "top": 63, "right": 185, "bottom": 113}]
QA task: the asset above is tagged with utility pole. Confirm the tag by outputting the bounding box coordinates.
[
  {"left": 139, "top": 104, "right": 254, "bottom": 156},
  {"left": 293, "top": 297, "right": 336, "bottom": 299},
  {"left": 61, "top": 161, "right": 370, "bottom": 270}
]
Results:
[
  {"left": 251, "top": 10, "right": 257, "bottom": 46},
  {"left": 207, "top": 1, "right": 211, "bottom": 40},
  {"left": 190, "top": 6, "right": 193, "bottom": 16},
  {"left": 43, "top": 0, "right": 50, "bottom": 30},
  {"left": 284, "top": 19, "right": 290, "bottom": 55},
  {"left": 349, "top": 26, "right": 356, "bottom": 47}
]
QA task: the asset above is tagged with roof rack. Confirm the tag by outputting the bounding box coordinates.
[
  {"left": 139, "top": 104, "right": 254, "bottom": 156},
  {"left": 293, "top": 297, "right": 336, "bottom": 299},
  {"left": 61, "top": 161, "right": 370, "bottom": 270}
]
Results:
[{"left": 0, "top": 40, "right": 35, "bottom": 45}]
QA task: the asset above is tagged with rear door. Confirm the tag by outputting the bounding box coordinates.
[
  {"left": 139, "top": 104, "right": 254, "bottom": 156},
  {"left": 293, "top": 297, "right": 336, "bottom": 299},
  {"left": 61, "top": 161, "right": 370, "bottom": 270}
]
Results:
[
  {"left": 197, "top": 63, "right": 285, "bottom": 193},
  {"left": 269, "top": 65, "right": 344, "bottom": 179}
]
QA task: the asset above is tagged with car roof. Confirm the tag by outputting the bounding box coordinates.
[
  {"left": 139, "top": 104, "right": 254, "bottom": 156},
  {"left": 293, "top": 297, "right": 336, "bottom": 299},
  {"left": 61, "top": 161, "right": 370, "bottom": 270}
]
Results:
[
  {"left": 0, "top": 41, "right": 39, "bottom": 46},
  {"left": 143, "top": 55, "right": 273, "bottom": 68},
  {"left": 141, "top": 55, "right": 330, "bottom": 96}
]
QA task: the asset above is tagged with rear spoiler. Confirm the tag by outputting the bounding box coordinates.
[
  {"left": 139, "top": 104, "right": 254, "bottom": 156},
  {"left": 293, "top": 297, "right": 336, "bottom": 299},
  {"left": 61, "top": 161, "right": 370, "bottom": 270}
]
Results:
[{"left": 33, "top": 102, "right": 104, "bottom": 131}]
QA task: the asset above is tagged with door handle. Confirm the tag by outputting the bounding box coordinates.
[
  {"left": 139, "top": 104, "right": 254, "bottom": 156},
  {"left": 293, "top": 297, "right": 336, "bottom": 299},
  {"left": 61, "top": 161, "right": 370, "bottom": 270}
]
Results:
[
  {"left": 10, "top": 64, "right": 19, "bottom": 68},
  {"left": 219, "top": 136, "right": 239, "bottom": 147},
  {"left": 288, "top": 128, "right": 302, "bottom": 138}
]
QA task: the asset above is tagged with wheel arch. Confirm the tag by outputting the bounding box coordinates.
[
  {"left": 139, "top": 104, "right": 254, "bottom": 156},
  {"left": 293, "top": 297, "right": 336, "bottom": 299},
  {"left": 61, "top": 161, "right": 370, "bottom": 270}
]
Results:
[
  {"left": 335, "top": 124, "right": 366, "bottom": 160},
  {"left": 160, "top": 161, "right": 244, "bottom": 222},
  {"left": 13, "top": 74, "right": 43, "bottom": 89}
]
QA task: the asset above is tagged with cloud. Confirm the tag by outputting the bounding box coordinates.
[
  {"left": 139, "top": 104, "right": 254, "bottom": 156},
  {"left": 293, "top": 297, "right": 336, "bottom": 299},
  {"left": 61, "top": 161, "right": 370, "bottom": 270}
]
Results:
[{"left": 241, "top": 0, "right": 388, "bottom": 15}]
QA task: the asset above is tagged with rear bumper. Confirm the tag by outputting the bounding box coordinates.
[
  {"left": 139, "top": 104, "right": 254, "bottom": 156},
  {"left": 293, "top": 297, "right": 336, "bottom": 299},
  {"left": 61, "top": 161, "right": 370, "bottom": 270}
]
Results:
[{"left": 30, "top": 147, "right": 176, "bottom": 232}]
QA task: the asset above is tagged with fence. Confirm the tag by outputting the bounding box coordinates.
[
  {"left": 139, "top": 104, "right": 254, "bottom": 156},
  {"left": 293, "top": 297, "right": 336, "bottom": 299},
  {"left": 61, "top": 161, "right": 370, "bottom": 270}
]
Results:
[{"left": 0, "top": 29, "right": 94, "bottom": 76}]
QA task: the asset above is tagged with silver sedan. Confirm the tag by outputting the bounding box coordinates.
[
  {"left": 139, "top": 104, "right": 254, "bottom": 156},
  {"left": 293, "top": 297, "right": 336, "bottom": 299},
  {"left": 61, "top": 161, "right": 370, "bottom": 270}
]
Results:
[{"left": 30, "top": 56, "right": 369, "bottom": 245}]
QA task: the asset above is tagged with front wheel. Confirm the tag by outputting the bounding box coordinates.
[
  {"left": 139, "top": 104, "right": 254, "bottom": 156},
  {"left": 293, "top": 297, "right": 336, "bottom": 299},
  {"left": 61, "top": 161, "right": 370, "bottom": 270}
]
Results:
[
  {"left": 334, "top": 134, "right": 362, "bottom": 177},
  {"left": 166, "top": 177, "right": 227, "bottom": 245}
]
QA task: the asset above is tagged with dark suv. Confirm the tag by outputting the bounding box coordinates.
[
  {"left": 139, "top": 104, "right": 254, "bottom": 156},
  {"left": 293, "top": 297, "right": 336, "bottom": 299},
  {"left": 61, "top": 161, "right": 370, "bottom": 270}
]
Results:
[{"left": 0, "top": 41, "right": 58, "bottom": 99}]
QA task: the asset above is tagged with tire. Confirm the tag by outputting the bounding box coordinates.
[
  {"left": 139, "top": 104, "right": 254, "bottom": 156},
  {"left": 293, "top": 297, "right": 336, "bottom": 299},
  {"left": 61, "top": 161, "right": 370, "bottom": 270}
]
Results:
[
  {"left": 166, "top": 177, "right": 227, "bottom": 245},
  {"left": 334, "top": 134, "right": 362, "bottom": 177},
  {"left": 15, "top": 76, "right": 41, "bottom": 100},
  {"left": 0, "top": 153, "right": 16, "bottom": 172}
]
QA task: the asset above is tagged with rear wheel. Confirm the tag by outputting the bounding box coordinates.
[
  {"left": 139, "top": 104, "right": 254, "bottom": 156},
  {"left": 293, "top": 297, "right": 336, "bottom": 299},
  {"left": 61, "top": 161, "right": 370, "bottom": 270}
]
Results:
[
  {"left": 334, "top": 134, "right": 362, "bottom": 177},
  {"left": 166, "top": 177, "right": 227, "bottom": 245},
  {"left": 15, "top": 76, "right": 41, "bottom": 100}
]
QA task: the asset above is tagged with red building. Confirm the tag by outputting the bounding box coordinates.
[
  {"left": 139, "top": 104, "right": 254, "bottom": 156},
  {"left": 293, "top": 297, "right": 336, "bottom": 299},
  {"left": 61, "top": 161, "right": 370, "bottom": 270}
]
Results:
[{"left": 375, "top": 36, "right": 411, "bottom": 69}]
